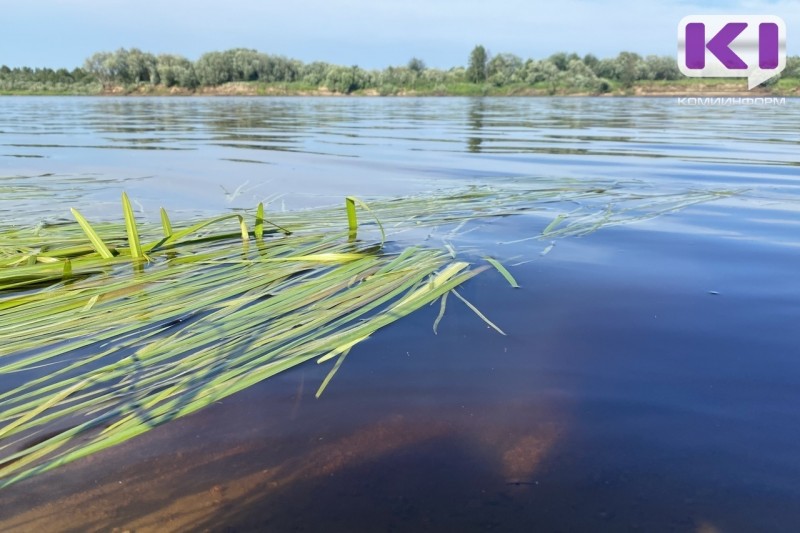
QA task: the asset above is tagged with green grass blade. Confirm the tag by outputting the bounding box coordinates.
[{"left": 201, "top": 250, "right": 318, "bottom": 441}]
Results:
[
  {"left": 433, "top": 291, "right": 448, "bottom": 334},
  {"left": 543, "top": 213, "right": 567, "bottom": 236},
  {"left": 485, "top": 257, "right": 520, "bottom": 288},
  {"left": 238, "top": 215, "right": 249, "bottom": 244},
  {"left": 451, "top": 288, "right": 506, "bottom": 335},
  {"left": 315, "top": 349, "right": 350, "bottom": 398},
  {"left": 347, "top": 196, "right": 386, "bottom": 247},
  {"left": 160, "top": 207, "right": 173, "bottom": 237},
  {"left": 255, "top": 202, "right": 265, "bottom": 240},
  {"left": 81, "top": 294, "right": 100, "bottom": 313},
  {"left": 121, "top": 192, "right": 143, "bottom": 259},
  {"left": 0, "top": 377, "right": 92, "bottom": 440},
  {"left": 69, "top": 208, "right": 114, "bottom": 259},
  {"left": 346, "top": 196, "right": 357, "bottom": 241},
  {"left": 252, "top": 253, "right": 365, "bottom": 263},
  {"left": 317, "top": 335, "right": 369, "bottom": 364},
  {"left": 144, "top": 214, "right": 250, "bottom": 252}
]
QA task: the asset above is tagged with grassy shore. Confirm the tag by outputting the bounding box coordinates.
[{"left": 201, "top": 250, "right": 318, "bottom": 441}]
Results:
[{"left": 1, "top": 78, "right": 798, "bottom": 97}]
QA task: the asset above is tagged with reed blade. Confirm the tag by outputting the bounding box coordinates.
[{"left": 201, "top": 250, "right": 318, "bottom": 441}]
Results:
[
  {"left": 255, "top": 202, "right": 265, "bottom": 240},
  {"left": 485, "top": 257, "right": 520, "bottom": 288},
  {"left": 160, "top": 207, "right": 173, "bottom": 237},
  {"left": 69, "top": 208, "right": 114, "bottom": 259},
  {"left": 346, "top": 196, "right": 357, "bottom": 241},
  {"left": 121, "top": 192, "right": 143, "bottom": 259}
]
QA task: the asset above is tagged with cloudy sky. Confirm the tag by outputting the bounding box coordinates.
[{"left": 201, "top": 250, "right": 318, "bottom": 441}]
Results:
[{"left": 2, "top": 0, "right": 797, "bottom": 69}]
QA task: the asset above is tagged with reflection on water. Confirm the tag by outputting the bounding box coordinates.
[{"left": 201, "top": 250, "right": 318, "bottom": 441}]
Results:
[
  {"left": 1, "top": 97, "right": 800, "bottom": 531},
  {"left": 2, "top": 97, "right": 799, "bottom": 220},
  {"left": 467, "top": 98, "right": 484, "bottom": 153}
]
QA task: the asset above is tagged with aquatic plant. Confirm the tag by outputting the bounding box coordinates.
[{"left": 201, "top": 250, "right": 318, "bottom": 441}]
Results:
[{"left": 0, "top": 181, "right": 732, "bottom": 487}]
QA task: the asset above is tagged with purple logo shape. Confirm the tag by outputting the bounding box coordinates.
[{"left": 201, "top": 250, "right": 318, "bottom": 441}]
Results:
[
  {"left": 678, "top": 15, "right": 786, "bottom": 89},
  {"left": 759, "top": 23, "right": 780, "bottom": 69},
  {"left": 686, "top": 22, "right": 748, "bottom": 69}
]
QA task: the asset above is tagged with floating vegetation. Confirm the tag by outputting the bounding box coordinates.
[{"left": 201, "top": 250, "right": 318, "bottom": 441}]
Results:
[
  {"left": 0, "top": 180, "right": 734, "bottom": 487},
  {"left": 219, "top": 158, "right": 272, "bottom": 165}
]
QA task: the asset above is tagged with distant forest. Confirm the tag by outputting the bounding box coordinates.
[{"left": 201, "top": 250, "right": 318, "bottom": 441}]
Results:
[{"left": 2, "top": 45, "right": 800, "bottom": 95}]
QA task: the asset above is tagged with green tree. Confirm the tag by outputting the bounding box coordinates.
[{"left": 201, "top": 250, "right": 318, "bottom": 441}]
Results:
[
  {"left": 563, "top": 59, "right": 601, "bottom": 92},
  {"left": 126, "top": 48, "right": 158, "bottom": 84},
  {"left": 407, "top": 57, "right": 426, "bottom": 73},
  {"left": 592, "top": 58, "right": 617, "bottom": 80},
  {"left": 644, "top": 55, "right": 680, "bottom": 81},
  {"left": 616, "top": 51, "right": 643, "bottom": 88},
  {"left": 582, "top": 54, "right": 600, "bottom": 72},
  {"left": 156, "top": 54, "right": 197, "bottom": 88},
  {"left": 268, "top": 56, "right": 301, "bottom": 82},
  {"left": 228, "top": 48, "right": 260, "bottom": 81},
  {"left": 782, "top": 55, "right": 800, "bottom": 78},
  {"left": 325, "top": 65, "right": 370, "bottom": 94},
  {"left": 195, "top": 51, "right": 234, "bottom": 86},
  {"left": 524, "top": 59, "right": 560, "bottom": 94},
  {"left": 84, "top": 52, "right": 114, "bottom": 88},
  {"left": 548, "top": 52, "right": 579, "bottom": 71},
  {"left": 467, "top": 45, "right": 488, "bottom": 83},
  {"left": 302, "top": 62, "right": 331, "bottom": 85},
  {"left": 487, "top": 53, "right": 522, "bottom": 84}
]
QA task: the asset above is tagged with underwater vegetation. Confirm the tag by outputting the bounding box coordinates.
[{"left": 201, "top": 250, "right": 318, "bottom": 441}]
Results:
[{"left": 0, "top": 180, "right": 732, "bottom": 487}]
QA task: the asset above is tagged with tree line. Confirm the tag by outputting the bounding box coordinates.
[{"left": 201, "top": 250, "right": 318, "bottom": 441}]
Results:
[
  {"left": 2, "top": 45, "right": 799, "bottom": 94},
  {"left": 0, "top": 65, "right": 95, "bottom": 92}
]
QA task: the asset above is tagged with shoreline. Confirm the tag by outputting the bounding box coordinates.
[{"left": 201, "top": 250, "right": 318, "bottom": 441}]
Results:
[{"left": 1, "top": 80, "right": 798, "bottom": 98}]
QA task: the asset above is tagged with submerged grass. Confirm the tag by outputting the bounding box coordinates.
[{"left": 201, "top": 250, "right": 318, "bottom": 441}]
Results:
[{"left": 0, "top": 180, "right": 734, "bottom": 487}]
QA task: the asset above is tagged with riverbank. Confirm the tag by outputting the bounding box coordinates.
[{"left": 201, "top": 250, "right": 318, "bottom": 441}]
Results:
[{"left": 1, "top": 78, "right": 799, "bottom": 97}]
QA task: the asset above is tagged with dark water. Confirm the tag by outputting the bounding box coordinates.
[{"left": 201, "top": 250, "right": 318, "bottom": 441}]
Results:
[{"left": 1, "top": 97, "right": 800, "bottom": 532}]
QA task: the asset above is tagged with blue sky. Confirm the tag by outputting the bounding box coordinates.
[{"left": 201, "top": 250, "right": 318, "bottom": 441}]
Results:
[{"left": 2, "top": 0, "right": 797, "bottom": 69}]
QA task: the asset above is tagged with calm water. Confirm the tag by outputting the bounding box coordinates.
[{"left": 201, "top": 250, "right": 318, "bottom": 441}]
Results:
[{"left": 1, "top": 97, "right": 800, "bottom": 532}]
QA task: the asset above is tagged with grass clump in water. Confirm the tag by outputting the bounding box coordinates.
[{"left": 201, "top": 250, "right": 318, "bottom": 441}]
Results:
[{"left": 0, "top": 181, "right": 734, "bottom": 487}]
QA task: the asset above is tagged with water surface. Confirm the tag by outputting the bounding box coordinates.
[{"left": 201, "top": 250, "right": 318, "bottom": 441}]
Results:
[{"left": 1, "top": 96, "right": 799, "bottom": 532}]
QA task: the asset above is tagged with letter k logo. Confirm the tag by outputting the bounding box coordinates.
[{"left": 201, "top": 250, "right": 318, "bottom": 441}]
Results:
[
  {"left": 686, "top": 22, "right": 748, "bottom": 69},
  {"left": 678, "top": 15, "right": 786, "bottom": 89}
]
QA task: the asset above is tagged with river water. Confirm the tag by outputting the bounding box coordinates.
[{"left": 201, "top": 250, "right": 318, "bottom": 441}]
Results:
[{"left": 1, "top": 96, "right": 799, "bottom": 532}]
